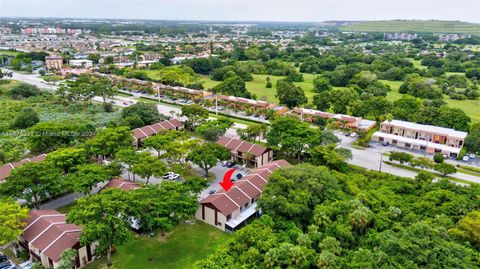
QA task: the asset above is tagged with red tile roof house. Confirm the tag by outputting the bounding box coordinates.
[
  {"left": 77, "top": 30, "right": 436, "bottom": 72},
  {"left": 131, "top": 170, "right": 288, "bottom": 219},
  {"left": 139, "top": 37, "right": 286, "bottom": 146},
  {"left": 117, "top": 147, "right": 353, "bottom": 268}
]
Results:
[
  {"left": 18, "top": 210, "right": 98, "bottom": 269},
  {"left": 195, "top": 160, "right": 290, "bottom": 231},
  {"left": 216, "top": 136, "right": 273, "bottom": 168},
  {"left": 103, "top": 178, "right": 140, "bottom": 191},
  {"left": 0, "top": 154, "right": 47, "bottom": 182},
  {"left": 132, "top": 119, "right": 184, "bottom": 147},
  {"left": 291, "top": 108, "right": 376, "bottom": 132},
  {"left": 102, "top": 178, "right": 142, "bottom": 231}
]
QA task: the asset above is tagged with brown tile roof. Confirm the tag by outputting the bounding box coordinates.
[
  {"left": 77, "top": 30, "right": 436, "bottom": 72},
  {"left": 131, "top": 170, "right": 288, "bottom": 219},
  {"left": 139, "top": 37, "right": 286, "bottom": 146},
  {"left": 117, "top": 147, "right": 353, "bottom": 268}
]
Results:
[
  {"left": 216, "top": 137, "right": 270, "bottom": 157},
  {"left": 200, "top": 160, "right": 290, "bottom": 215},
  {"left": 0, "top": 154, "right": 47, "bottom": 181},
  {"left": 104, "top": 178, "right": 139, "bottom": 191},
  {"left": 132, "top": 119, "right": 184, "bottom": 141},
  {"left": 22, "top": 210, "right": 83, "bottom": 262},
  {"left": 43, "top": 231, "right": 81, "bottom": 262},
  {"left": 30, "top": 223, "right": 81, "bottom": 253},
  {"left": 132, "top": 128, "right": 148, "bottom": 140}
]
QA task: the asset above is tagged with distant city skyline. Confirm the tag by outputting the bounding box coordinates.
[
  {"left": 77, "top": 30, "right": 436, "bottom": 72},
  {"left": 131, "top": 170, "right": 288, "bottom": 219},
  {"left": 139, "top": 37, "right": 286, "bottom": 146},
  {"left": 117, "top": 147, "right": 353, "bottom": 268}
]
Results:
[{"left": 1, "top": 0, "right": 479, "bottom": 23}]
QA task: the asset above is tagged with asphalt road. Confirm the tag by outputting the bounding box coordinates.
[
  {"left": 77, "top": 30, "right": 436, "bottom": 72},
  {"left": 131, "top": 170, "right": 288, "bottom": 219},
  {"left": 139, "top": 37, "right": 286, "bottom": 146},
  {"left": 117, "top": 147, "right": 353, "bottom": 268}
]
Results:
[
  {"left": 335, "top": 131, "right": 480, "bottom": 184},
  {"left": 5, "top": 72, "right": 479, "bottom": 211}
]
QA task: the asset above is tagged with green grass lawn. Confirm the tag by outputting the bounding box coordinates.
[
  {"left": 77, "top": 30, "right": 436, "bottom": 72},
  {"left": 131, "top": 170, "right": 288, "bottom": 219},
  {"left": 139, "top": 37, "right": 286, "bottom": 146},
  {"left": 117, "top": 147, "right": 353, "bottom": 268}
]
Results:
[
  {"left": 200, "top": 73, "right": 328, "bottom": 104},
  {"left": 149, "top": 68, "right": 479, "bottom": 121},
  {"left": 200, "top": 74, "right": 283, "bottom": 103},
  {"left": 340, "top": 20, "right": 480, "bottom": 34},
  {"left": 410, "top": 59, "right": 427, "bottom": 70},
  {"left": 86, "top": 221, "right": 229, "bottom": 269},
  {"left": 0, "top": 49, "right": 20, "bottom": 56},
  {"left": 382, "top": 79, "right": 480, "bottom": 122},
  {"left": 143, "top": 70, "right": 161, "bottom": 80}
]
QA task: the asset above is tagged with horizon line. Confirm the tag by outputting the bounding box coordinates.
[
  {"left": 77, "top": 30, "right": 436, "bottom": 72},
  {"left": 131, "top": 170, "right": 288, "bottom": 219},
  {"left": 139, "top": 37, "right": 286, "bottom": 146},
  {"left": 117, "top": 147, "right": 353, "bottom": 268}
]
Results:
[{"left": 1, "top": 16, "right": 479, "bottom": 25}]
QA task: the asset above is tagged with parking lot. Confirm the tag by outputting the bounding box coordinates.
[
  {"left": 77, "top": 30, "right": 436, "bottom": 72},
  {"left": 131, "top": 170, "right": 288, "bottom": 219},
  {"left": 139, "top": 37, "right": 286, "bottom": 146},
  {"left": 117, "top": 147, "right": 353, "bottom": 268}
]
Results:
[
  {"left": 0, "top": 252, "right": 33, "bottom": 269},
  {"left": 198, "top": 162, "right": 250, "bottom": 200}
]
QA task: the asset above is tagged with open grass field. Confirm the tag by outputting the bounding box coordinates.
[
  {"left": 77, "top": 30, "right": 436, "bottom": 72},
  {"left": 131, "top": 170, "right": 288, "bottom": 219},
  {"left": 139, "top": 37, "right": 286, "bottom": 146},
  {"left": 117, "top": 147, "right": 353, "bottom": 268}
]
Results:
[
  {"left": 146, "top": 68, "right": 479, "bottom": 122},
  {"left": 382, "top": 79, "right": 480, "bottom": 122},
  {"left": 409, "top": 59, "right": 427, "bottom": 70},
  {"left": 200, "top": 73, "right": 344, "bottom": 104},
  {"left": 0, "top": 49, "right": 20, "bottom": 56},
  {"left": 340, "top": 20, "right": 480, "bottom": 34},
  {"left": 86, "top": 221, "right": 229, "bottom": 269}
]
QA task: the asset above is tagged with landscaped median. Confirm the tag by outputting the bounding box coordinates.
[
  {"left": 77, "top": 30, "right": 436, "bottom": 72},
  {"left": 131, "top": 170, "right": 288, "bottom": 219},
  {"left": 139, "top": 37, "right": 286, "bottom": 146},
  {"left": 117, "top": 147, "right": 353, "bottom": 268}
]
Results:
[{"left": 137, "top": 95, "right": 263, "bottom": 126}]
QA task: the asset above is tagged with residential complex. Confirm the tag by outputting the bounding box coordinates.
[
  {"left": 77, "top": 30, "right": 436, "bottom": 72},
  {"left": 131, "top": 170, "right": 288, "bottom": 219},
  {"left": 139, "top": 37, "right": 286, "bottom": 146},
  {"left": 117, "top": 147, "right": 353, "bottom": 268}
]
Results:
[
  {"left": 19, "top": 210, "right": 97, "bottom": 269},
  {"left": 0, "top": 154, "right": 47, "bottom": 181},
  {"left": 132, "top": 119, "right": 184, "bottom": 147},
  {"left": 196, "top": 159, "right": 290, "bottom": 231},
  {"left": 372, "top": 120, "right": 468, "bottom": 157},
  {"left": 103, "top": 178, "right": 140, "bottom": 191},
  {"left": 292, "top": 108, "right": 376, "bottom": 131},
  {"left": 217, "top": 136, "right": 273, "bottom": 168},
  {"left": 45, "top": 56, "right": 63, "bottom": 70}
]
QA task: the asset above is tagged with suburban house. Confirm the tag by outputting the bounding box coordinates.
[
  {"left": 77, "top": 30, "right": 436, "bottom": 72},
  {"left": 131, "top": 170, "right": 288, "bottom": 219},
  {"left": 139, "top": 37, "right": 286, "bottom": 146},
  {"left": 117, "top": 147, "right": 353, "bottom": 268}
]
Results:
[
  {"left": 196, "top": 160, "right": 290, "bottom": 231},
  {"left": 292, "top": 108, "right": 376, "bottom": 132},
  {"left": 45, "top": 56, "right": 63, "bottom": 70},
  {"left": 372, "top": 120, "right": 468, "bottom": 157},
  {"left": 18, "top": 210, "right": 97, "bottom": 269},
  {"left": 132, "top": 119, "right": 184, "bottom": 147},
  {"left": 103, "top": 178, "right": 140, "bottom": 191},
  {"left": 0, "top": 154, "right": 47, "bottom": 182},
  {"left": 216, "top": 136, "right": 273, "bottom": 168}
]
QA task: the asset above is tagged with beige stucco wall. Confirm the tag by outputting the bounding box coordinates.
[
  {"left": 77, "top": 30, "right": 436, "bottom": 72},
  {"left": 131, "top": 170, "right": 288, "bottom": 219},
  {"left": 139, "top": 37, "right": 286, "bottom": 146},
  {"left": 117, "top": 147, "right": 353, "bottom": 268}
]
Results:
[
  {"left": 380, "top": 123, "right": 464, "bottom": 149},
  {"left": 195, "top": 205, "right": 226, "bottom": 230}
]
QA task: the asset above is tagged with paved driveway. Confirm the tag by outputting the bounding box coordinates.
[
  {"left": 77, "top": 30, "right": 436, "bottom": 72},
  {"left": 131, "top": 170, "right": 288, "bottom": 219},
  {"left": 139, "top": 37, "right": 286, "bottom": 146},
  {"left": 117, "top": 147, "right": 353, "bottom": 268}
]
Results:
[{"left": 198, "top": 163, "right": 249, "bottom": 200}]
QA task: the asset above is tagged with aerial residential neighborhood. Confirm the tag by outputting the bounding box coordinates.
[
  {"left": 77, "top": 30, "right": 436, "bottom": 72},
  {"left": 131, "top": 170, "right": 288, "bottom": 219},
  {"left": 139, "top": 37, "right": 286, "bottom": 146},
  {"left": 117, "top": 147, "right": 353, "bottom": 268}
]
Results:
[{"left": 0, "top": 1, "right": 480, "bottom": 269}]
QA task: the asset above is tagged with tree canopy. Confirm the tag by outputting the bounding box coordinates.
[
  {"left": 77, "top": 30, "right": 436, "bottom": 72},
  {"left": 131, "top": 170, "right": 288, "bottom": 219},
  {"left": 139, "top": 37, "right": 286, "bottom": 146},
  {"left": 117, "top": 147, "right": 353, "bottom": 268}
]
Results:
[{"left": 197, "top": 164, "right": 480, "bottom": 268}]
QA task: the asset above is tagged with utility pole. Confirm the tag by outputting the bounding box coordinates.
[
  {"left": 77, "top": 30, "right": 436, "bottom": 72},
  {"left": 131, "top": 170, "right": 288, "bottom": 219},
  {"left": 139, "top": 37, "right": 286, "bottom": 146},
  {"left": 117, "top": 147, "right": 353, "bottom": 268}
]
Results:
[{"left": 379, "top": 152, "right": 384, "bottom": 172}]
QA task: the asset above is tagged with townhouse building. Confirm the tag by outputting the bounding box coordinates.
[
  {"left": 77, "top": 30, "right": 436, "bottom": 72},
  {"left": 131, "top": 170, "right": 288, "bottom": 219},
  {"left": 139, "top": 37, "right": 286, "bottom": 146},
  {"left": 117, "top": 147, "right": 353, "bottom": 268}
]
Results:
[
  {"left": 196, "top": 160, "right": 290, "bottom": 231},
  {"left": 292, "top": 108, "right": 376, "bottom": 132},
  {"left": 216, "top": 136, "right": 273, "bottom": 168},
  {"left": 0, "top": 154, "right": 47, "bottom": 182},
  {"left": 19, "top": 210, "right": 97, "bottom": 269},
  {"left": 132, "top": 119, "right": 184, "bottom": 147},
  {"left": 372, "top": 120, "right": 468, "bottom": 157}
]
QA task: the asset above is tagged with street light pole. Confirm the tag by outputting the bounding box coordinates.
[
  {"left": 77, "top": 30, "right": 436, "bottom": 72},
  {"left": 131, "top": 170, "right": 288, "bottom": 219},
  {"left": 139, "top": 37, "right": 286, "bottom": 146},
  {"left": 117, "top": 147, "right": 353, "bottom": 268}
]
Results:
[{"left": 379, "top": 151, "right": 384, "bottom": 172}]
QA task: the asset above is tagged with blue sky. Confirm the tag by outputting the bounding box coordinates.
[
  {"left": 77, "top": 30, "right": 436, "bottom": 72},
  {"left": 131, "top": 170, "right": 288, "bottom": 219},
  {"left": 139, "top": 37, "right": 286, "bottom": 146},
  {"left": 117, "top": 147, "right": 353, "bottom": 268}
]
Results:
[{"left": 1, "top": 0, "right": 479, "bottom": 23}]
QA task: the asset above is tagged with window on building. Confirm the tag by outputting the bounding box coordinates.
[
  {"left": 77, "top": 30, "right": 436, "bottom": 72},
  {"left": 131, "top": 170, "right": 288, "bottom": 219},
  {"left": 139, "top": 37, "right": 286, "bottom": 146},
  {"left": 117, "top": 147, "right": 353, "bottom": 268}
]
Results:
[{"left": 227, "top": 214, "right": 231, "bottom": 221}]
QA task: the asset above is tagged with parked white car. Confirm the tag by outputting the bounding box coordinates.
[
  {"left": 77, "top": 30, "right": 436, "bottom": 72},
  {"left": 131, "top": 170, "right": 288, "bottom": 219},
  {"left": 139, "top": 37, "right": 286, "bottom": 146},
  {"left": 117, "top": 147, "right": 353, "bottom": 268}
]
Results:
[
  {"left": 163, "top": 172, "right": 180, "bottom": 180},
  {"left": 462, "top": 156, "right": 470, "bottom": 162}
]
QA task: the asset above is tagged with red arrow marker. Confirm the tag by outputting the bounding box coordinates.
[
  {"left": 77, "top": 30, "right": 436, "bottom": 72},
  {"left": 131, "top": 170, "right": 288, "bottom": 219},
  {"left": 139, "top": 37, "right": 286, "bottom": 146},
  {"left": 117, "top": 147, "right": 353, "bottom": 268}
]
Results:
[{"left": 219, "top": 168, "right": 235, "bottom": 191}]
